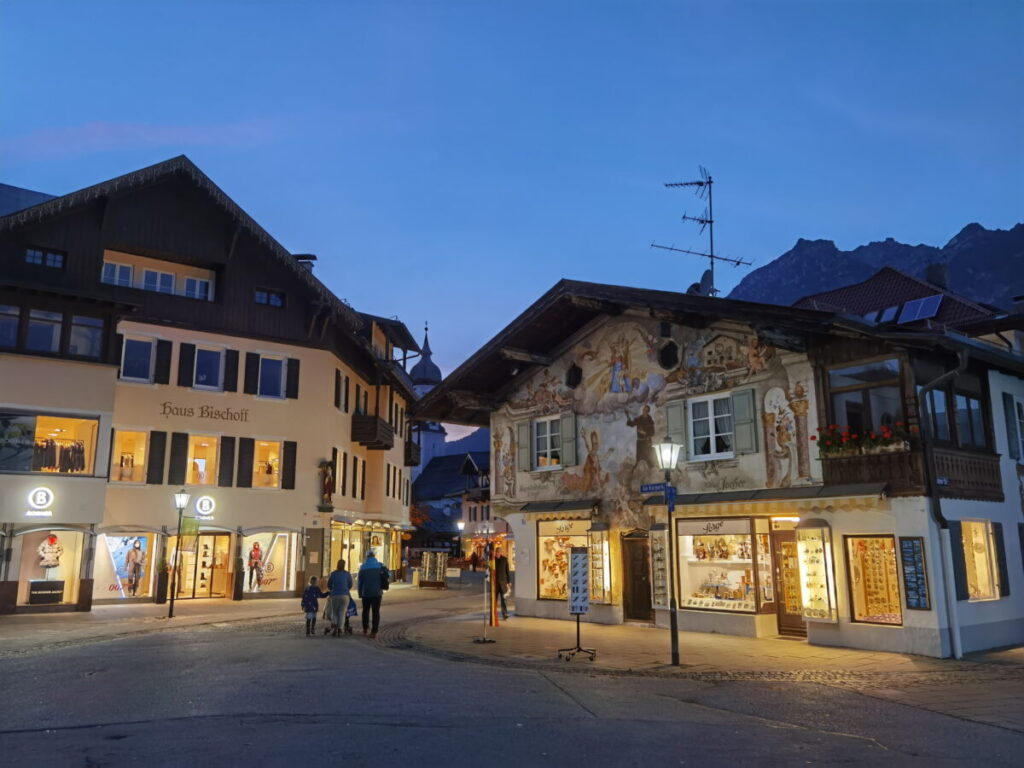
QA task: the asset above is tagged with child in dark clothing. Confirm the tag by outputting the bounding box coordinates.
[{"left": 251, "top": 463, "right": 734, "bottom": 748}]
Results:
[{"left": 301, "top": 576, "right": 329, "bottom": 636}]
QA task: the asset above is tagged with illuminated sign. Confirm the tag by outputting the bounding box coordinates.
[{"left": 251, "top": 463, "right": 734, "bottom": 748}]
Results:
[
  {"left": 26, "top": 487, "right": 54, "bottom": 518},
  {"left": 195, "top": 495, "right": 216, "bottom": 519}
]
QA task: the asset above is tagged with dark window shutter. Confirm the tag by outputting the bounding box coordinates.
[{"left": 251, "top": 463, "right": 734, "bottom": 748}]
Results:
[
  {"left": 1003, "top": 393, "right": 1020, "bottom": 461},
  {"left": 993, "top": 522, "right": 1010, "bottom": 597},
  {"left": 107, "top": 427, "right": 116, "bottom": 478},
  {"left": 331, "top": 447, "right": 338, "bottom": 494},
  {"left": 340, "top": 451, "right": 348, "bottom": 496},
  {"left": 344, "top": 376, "right": 350, "bottom": 413},
  {"left": 386, "top": 462, "right": 391, "bottom": 496},
  {"left": 665, "top": 399, "right": 687, "bottom": 462},
  {"left": 154, "top": 340, "right": 173, "bottom": 384},
  {"left": 218, "top": 437, "right": 236, "bottom": 487},
  {"left": 177, "top": 343, "right": 196, "bottom": 387},
  {"left": 517, "top": 421, "right": 531, "bottom": 471},
  {"left": 731, "top": 389, "right": 759, "bottom": 455},
  {"left": 237, "top": 438, "right": 255, "bottom": 488},
  {"left": 334, "top": 370, "right": 341, "bottom": 409},
  {"left": 223, "top": 349, "right": 239, "bottom": 392},
  {"left": 351, "top": 455, "right": 358, "bottom": 497},
  {"left": 147, "top": 431, "right": 167, "bottom": 485},
  {"left": 286, "top": 358, "right": 300, "bottom": 399},
  {"left": 282, "top": 441, "right": 297, "bottom": 489},
  {"left": 361, "top": 459, "right": 367, "bottom": 500},
  {"left": 168, "top": 432, "right": 189, "bottom": 486},
  {"left": 948, "top": 521, "right": 970, "bottom": 601},
  {"left": 243, "top": 353, "right": 260, "bottom": 394},
  {"left": 114, "top": 334, "right": 124, "bottom": 377},
  {"left": 1019, "top": 524, "right": 1024, "bottom": 582},
  {"left": 355, "top": 384, "right": 362, "bottom": 414}
]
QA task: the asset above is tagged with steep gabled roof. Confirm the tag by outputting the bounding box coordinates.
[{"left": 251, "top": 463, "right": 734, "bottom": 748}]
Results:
[
  {"left": 412, "top": 453, "right": 474, "bottom": 502},
  {"left": 0, "top": 183, "right": 55, "bottom": 216}
]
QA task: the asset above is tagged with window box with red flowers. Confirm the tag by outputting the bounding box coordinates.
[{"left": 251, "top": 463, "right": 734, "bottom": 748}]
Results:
[{"left": 812, "top": 423, "right": 914, "bottom": 458}]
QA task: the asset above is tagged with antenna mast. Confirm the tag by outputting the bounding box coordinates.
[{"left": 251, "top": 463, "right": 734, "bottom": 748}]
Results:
[{"left": 650, "top": 166, "right": 751, "bottom": 294}]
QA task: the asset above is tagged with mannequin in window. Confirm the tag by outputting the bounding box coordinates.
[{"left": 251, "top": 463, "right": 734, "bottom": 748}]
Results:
[
  {"left": 124, "top": 538, "right": 146, "bottom": 596},
  {"left": 37, "top": 534, "right": 63, "bottom": 569},
  {"left": 248, "top": 542, "right": 264, "bottom": 590}
]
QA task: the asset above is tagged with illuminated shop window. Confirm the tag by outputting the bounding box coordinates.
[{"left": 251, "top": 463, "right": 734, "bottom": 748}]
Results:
[
  {"left": 253, "top": 440, "right": 282, "bottom": 489},
  {"left": 0, "top": 414, "right": 100, "bottom": 475},
  {"left": 677, "top": 519, "right": 757, "bottom": 612},
  {"left": 111, "top": 430, "right": 148, "bottom": 483},
  {"left": 961, "top": 520, "right": 1000, "bottom": 601},
  {"left": 845, "top": 535, "right": 902, "bottom": 625},
  {"left": 15, "top": 530, "right": 86, "bottom": 606},
  {"left": 93, "top": 533, "right": 156, "bottom": 599},
  {"left": 537, "top": 519, "right": 607, "bottom": 602},
  {"left": 242, "top": 532, "right": 297, "bottom": 593},
  {"left": 186, "top": 436, "right": 219, "bottom": 485}
]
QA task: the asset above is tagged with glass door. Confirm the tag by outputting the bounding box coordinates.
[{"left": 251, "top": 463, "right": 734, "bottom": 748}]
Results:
[{"left": 772, "top": 529, "right": 806, "bottom": 637}]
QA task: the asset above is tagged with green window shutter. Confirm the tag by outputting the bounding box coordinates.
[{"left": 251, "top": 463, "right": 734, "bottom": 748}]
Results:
[
  {"left": 517, "top": 421, "right": 532, "bottom": 471},
  {"left": 731, "top": 388, "right": 759, "bottom": 455},
  {"left": 665, "top": 400, "right": 686, "bottom": 462},
  {"left": 993, "top": 522, "right": 1010, "bottom": 597},
  {"left": 1003, "top": 393, "right": 1020, "bottom": 460},
  {"left": 560, "top": 411, "right": 577, "bottom": 467},
  {"left": 948, "top": 521, "right": 970, "bottom": 601}
]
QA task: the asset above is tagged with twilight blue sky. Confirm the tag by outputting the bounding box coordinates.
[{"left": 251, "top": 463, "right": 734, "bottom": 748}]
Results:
[{"left": 2, "top": 1, "right": 1022, "bottom": 378}]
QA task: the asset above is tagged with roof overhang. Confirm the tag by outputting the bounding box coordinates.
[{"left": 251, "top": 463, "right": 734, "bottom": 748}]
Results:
[
  {"left": 643, "top": 482, "right": 888, "bottom": 515},
  {"left": 520, "top": 498, "right": 599, "bottom": 521}
]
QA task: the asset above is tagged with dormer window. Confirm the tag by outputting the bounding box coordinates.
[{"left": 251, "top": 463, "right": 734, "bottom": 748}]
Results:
[
  {"left": 26, "top": 248, "right": 65, "bottom": 269},
  {"left": 255, "top": 289, "right": 285, "bottom": 308}
]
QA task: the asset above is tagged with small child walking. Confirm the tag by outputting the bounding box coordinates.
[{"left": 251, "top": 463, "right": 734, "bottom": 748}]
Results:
[{"left": 301, "top": 576, "right": 329, "bottom": 637}]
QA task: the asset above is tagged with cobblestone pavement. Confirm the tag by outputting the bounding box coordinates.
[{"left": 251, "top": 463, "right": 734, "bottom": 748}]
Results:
[{"left": 393, "top": 612, "right": 1024, "bottom": 733}]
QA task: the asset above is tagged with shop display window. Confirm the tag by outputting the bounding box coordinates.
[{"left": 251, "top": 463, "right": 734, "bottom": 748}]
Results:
[
  {"left": 845, "top": 535, "right": 903, "bottom": 625},
  {"left": 650, "top": 526, "right": 669, "bottom": 609},
  {"left": 111, "top": 430, "right": 148, "bottom": 483},
  {"left": 537, "top": 519, "right": 592, "bottom": 600},
  {"left": 796, "top": 525, "right": 838, "bottom": 622},
  {"left": 15, "top": 529, "right": 85, "bottom": 605},
  {"left": 588, "top": 527, "right": 611, "bottom": 604},
  {"left": 677, "top": 519, "right": 757, "bottom": 612},
  {"left": 187, "top": 435, "right": 219, "bottom": 485},
  {"left": 0, "top": 413, "right": 99, "bottom": 475},
  {"left": 243, "top": 532, "right": 296, "bottom": 593},
  {"left": 168, "top": 532, "right": 232, "bottom": 598},
  {"left": 960, "top": 520, "right": 1000, "bottom": 600},
  {"left": 252, "top": 441, "right": 281, "bottom": 488},
  {"left": 93, "top": 533, "right": 156, "bottom": 599}
]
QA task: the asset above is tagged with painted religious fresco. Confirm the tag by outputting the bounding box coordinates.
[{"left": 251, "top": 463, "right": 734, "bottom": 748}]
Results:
[{"left": 491, "top": 315, "right": 820, "bottom": 529}]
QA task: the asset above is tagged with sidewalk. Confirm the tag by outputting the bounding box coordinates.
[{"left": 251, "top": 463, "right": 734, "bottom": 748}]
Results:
[{"left": 398, "top": 611, "right": 1024, "bottom": 732}]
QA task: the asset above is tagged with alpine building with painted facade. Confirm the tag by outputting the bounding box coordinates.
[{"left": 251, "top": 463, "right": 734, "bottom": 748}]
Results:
[
  {"left": 0, "top": 157, "right": 419, "bottom": 614},
  {"left": 415, "top": 275, "right": 1024, "bottom": 657}
]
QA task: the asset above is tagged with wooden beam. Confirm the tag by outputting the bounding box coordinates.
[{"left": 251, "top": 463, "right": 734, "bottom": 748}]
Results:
[
  {"left": 449, "top": 390, "right": 498, "bottom": 411},
  {"left": 226, "top": 226, "right": 241, "bottom": 261},
  {"left": 500, "top": 347, "right": 552, "bottom": 366},
  {"left": 649, "top": 308, "right": 710, "bottom": 329},
  {"left": 567, "top": 295, "right": 622, "bottom": 314}
]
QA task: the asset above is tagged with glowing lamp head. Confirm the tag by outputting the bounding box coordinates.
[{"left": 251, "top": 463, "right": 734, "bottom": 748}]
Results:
[
  {"left": 173, "top": 489, "right": 191, "bottom": 512},
  {"left": 654, "top": 437, "right": 682, "bottom": 471},
  {"left": 456, "top": 520, "right": 466, "bottom": 531}
]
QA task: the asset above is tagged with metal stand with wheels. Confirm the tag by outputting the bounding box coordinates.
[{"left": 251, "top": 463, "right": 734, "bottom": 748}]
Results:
[
  {"left": 473, "top": 569, "right": 496, "bottom": 644},
  {"left": 557, "top": 613, "right": 596, "bottom": 662}
]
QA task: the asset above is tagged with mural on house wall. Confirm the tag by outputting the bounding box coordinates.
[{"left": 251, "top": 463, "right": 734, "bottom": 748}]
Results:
[{"left": 491, "top": 316, "right": 818, "bottom": 529}]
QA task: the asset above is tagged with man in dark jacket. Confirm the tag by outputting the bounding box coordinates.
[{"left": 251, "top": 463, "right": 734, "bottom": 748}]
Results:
[
  {"left": 494, "top": 547, "right": 511, "bottom": 620},
  {"left": 357, "top": 550, "right": 389, "bottom": 638}
]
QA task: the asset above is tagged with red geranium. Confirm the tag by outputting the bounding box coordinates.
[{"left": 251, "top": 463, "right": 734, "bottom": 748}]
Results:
[{"left": 810, "top": 436, "right": 817, "bottom": 441}]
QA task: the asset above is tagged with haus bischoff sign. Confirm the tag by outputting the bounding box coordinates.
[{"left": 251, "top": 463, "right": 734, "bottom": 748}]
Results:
[{"left": 160, "top": 402, "right": 250, "bottom": 422}]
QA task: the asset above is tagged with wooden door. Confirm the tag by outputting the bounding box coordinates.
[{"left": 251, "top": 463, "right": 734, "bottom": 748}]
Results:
[
  {"left": 772, "top": 530, "right": 806, "bottom": 637},
  {"left": 622, "top": 535, "right": 654, "bottom": 622}
]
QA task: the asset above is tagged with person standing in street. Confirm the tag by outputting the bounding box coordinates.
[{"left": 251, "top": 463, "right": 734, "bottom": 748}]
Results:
[
  {"left": 325, "top": 559, "right": 353, "bottom": 637},
  {"left": 301, "top": 576, "right": 328, "bottom": 637},
  {"left": 357, "top": 550, "right": 389, "bottom": 638},
  {"left": 494, "top": 546, "right": 511, "bottom": 620}
]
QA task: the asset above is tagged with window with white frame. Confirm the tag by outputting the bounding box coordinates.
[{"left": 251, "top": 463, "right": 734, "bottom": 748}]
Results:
[
  {"left": 533, "top": 416, "right": 562, "bottom": 469},
  {"left": 102, "top": 262, "right": 133, "bottom": 287},
  {"left": 193, "top": 347, "right": 223, "bottom": 390},
  {"left": 183, "top": 277, "right": 212, "bottom": 301},
  {"left": 121, "top": 338, "right": 154, "bottom": 382},
  {"left": 960, "top": 519, "right": 1000, "bottom": 600},
  {"left": 257, "top": 356, "right": 285, "bottom": 398},
  {"left": 689, "top": 394, "right": 734, "bottom": 459},
  {"left": 143, "top": 269, "right": 175, "bottom": 294}
]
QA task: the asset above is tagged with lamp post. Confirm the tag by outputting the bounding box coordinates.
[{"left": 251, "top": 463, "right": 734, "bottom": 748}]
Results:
[
  {"left": 653, "top": 436, "right": 682, "bottom": 666},
  {"left": 168, "top": 488, "right": 191, "bottom": 619},
  {"left": 456, "top": 519, "right": 466, "bottom": 559}
]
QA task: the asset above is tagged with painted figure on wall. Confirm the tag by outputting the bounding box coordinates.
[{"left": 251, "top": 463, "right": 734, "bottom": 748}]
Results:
[
  {"left": 493, "top": 428, "right": 516, "bottom": 497},
  {"left": 560, "top": 428, "right": 610, "bottom": 494},
  {"left": 626, "top": 404, "right": 657, "bottom": 471}
]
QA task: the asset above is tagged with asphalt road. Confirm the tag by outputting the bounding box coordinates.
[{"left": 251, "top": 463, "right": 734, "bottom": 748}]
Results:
[{"left": 1, "top": 593, "right": 1021, "bottom": 767}]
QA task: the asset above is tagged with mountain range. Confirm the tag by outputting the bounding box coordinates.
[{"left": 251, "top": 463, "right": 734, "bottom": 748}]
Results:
[{"left": 727, "top": 223, "right": 1024, "bottom": 310}]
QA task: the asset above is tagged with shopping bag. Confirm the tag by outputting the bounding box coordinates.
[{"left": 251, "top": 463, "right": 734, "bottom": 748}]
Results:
[{"left": 347, "top": 599, "right": 358, "bottom": 618}]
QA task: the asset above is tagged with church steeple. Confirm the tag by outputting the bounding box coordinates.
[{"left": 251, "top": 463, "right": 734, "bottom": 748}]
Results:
[{"left": 410, "top": 322, "right": 442, "bottom": 389}]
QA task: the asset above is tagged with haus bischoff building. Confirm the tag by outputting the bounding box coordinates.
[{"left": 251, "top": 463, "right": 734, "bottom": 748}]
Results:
[
  {"left": 0, "top": 156, "right": 420, "bottom": 613},
  {"left": 414, "top": 277, "right": 1024, "bottom": 656}
]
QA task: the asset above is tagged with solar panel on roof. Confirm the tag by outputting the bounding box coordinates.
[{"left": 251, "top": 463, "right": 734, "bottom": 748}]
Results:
[
  {"left": 898, "top": 294, "right": 943, "bottom": 324},
  {"left": 879, "top": 305, "right": 899, "bottom": 323},
  {"left": 898, "top": 299, "right": 923, "bottom": 323}
]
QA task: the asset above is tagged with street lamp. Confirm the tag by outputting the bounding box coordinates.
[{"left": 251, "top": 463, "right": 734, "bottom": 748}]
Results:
[
  {"left": 653, "top": 436, "right": 682, "bottom": 666},
  {"left": 168, "top": 488, "right": 191, "bottom": 619},
  {"left": 456, "top": 519, "right": 466, "bottom": 558}
]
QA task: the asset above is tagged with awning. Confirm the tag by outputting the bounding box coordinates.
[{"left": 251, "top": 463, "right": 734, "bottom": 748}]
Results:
[
  {"left": 521, "top": 498, "right": 599, "bottom": 522},
  {"left": 642, "top": 483, "right": 888, "bottom": 515},
  {"left": 331, "top": 515, "right": 402, "bottom": 530}
]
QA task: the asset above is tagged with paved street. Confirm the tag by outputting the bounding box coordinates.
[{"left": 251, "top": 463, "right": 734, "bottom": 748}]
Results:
[{"left": 1, "top": 588, "right": 1023, "bottom": 767}]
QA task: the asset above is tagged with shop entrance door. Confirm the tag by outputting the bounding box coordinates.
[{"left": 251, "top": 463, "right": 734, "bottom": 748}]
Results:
[
  {"left": 176, "top": 533, "right": 232, "bottom": 599},
  {"left": 621, "top": 533, "right": 654, "bottom": 622},
  {"left": 771, "top": 530, "right": 806, "bottom": 637}
]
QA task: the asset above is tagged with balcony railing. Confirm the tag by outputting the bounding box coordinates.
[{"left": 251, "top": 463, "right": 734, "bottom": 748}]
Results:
[
  {"left": 404, "top": 440, "right": 421, "bottom": 467},
  {"left": 352, "top": 414, "right": 394, "bottom": 450},
  {"left": 821, "top": 449, "right": 927, "bottom": 496},
  {"left": 933, "top": 448, "right": 1003, "bottom": 502}
]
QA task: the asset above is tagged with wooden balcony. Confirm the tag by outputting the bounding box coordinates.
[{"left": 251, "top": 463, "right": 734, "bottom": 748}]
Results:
[
  {"left": 352, "top": 414, "right": 394, "bottom": 450},
  {"left": 821, "top": 449, "right": 927, "bottom": 496},
  {"left": 404, "top": 440, "right": 421, "bottom": 467},
  {"left": 933, "top": 447, "right": 1003, "bottom": 502}
]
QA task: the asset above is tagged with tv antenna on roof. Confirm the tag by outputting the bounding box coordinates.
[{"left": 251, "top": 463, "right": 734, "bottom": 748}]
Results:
[{"left": 650, "top": 165, "right": 751, "bottom": 295}]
